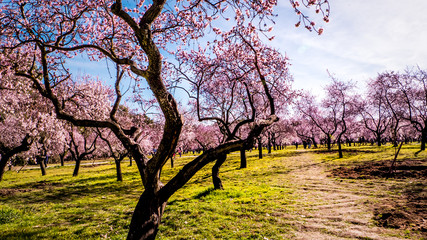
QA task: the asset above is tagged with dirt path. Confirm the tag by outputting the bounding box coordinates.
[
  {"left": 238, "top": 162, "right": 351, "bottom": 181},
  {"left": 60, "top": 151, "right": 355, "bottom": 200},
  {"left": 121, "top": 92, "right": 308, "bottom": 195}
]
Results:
[{"left": 277, "top": 151, "right": 419, "bottom": 240}]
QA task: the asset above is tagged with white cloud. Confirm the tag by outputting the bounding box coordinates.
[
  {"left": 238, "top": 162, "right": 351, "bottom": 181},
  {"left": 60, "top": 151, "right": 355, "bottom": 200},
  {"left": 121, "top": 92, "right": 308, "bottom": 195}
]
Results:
[{"left": 271, "top": 0, "right": 427, "bottom": 97}]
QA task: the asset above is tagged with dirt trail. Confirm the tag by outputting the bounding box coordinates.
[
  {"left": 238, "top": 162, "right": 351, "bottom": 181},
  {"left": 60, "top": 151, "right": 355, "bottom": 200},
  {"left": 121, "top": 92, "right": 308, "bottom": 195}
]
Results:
[{"left": 277, "top": 151, "right": 418, "bottom": 240}]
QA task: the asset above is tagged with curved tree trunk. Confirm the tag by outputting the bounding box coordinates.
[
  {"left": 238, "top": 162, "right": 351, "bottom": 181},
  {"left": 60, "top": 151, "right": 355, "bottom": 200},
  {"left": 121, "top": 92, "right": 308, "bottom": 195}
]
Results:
[
  {"left": 73, "top": 159, "right": 81, "bottom": 177},
  {"left": 0, "top": 135, "right": 32, "bottom": 181},
  {"left": 338, "top": 138, "right": 343, "bottom": 158},
  {"left": 127, "top": 190, "right": 167, "bottom": 240},
  {"left": 212, "top": 154, "right": 227, "bottom": 190},
  {"left": 240, "top": 148, "right": 247, "bottom": 169}
]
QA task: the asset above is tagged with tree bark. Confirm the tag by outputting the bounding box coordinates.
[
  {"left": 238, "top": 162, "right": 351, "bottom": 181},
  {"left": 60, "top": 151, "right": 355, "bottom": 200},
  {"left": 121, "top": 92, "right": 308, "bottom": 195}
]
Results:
[
  {"left": 240, "top": 148, "right": 247, "bottom": 169},
  {"left": 421, "top": 128, "right": 426, "bottom": 151},
  {"left": 115, "top": 160, "right": 123, "bottom": 182},
  {"left": 338, "top": 138, "right": 343, "bottom": 158},
  {"left": 38, "top": 156, "right": 47, "bottom": 176},
  {"left": 258, "top": 137, "right": 262, "bottom": 159},
  {"left": 0, "top": 158, "right": 8, "bottom": 181},
  {"left": 60, "top": 154, "right": 65, "bottom": 166},
  {"left": 126, "top": 190, "right": 167, "bottom": 240},
  {"left": 0, "top": 135, "right": 32, "bottom": 181},
  {"left": 376, "top": 133, "right": 382, "bottom": 147},
  {"left": 212, "top": 154, "right": 227, "bottom": 190},
  {"left": 73, "top": 159, "right": 81, "bottom": 177},
  {"left": 326, "top": 135, "right": 332, "bottom": 151}
]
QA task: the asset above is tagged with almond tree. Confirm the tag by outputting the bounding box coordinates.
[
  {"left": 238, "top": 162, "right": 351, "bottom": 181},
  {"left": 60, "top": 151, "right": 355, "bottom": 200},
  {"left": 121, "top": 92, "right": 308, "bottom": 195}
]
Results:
[
  {"left": 395, "top": 68, "right": 427, "bottom": 150},
  {"left": 0, "top": 74, "right": 66, "bottom": 179},
  {"left": 373, "top": 71, "right": 413, "bottom": 147},
  {"left": 323, "top": 78, "right": 356, "bottom": 158},
  {"left": 0, "top": 1, "right": 329, "bottom": 238},
  {"left": 296, "top": 92, "right": 337, "bottom": 151},
  {"left": 296, "top": 78, "right": 356, "bottom": 157},
  {"left": 291, "top": 117, "right": 320, "bottom": 148},
  {"left": 174, "top": 27, "right": 292, "bottom": 189},
  {"left": 358, "top": 80, "right": 391, "bottom": 146}
]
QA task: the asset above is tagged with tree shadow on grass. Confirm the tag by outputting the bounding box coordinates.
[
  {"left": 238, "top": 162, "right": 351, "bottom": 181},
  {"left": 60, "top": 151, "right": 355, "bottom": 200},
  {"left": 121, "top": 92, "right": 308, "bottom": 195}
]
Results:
[
  {"left": 1, "top": 177, "right": 142, "bottom": 206},
  {"left": 311, "top": 148, "right": 377, "bottom": 154},
  {"left": 0, "top": 228, "right": 47, "bottom": 240}
]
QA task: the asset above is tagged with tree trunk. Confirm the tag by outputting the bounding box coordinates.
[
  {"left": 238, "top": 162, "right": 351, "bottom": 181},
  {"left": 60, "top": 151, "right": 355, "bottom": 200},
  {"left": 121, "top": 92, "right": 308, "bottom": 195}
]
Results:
[
  {"left": 240, "top": 148, "right": 247, "bottom": 169},
  {"left": 267, "top": 133, "right": 271, "bottom": 154},
  {"left": 59, "top": 147, "right": 68, "bottom": 167},
  {"left": 311, "top": 138, "right": 318, "bottom": 148},
  {"left": 73, "top": 159, "right": 81, "bottom": 177},
  {"left": 126, "top": 190, "right": 167, "bottom": 240},
  {"left": 338, "top": 138, "right": 343, "bottom": 158},
  {"left": 212, "top": 154, "right": 227, "bottom": 190},
  {"left": 115, "top": 160, "right": 123, "bottom": 182},
  {"left": 272, "top": 133, "right": 276, "bottom": 151},
  {"left": 376, "top": 133, "right": 381, "bottom": 147},
  {"left": 258, "top": 137, "right": 262, "bottom": 159},
  {"left": 0, "top": 157, "right": 8, "bottom": 181},
  {"left": 421, "top": 128, "right": 426, "bottom": 151},
  {"left": 59, "top": 153, "right": 65, "bottom": 166},
  {"left": 129, "top": 156, "right": 133, "bottom": 166},
  {"left": 38, "top": 156, "right": 47, "bottom": 176},
  {"left": 170, "top": 157, "right": 174, "bottom": 168},
  {"left": 327, "top": 136, "right": 332, "bottom": 151}
]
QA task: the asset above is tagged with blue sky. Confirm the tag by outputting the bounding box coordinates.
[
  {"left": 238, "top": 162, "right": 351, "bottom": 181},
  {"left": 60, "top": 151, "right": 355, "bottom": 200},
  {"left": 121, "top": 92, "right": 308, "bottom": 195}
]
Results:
[
  {"left": 69, "top": 1, "right": 427, "bottom": 103},
  {"left": 270, "top": 0, "right": 427, "bottom": 97}
]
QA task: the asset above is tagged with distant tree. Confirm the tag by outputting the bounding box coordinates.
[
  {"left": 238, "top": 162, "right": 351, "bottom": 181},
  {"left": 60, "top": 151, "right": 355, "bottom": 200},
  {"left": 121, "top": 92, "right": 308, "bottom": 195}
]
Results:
[
  {"left": 396, "top": 68, "right": 427, "bottom": 150},
  {"left": 68, "top": 125, "right": 99, "bottom": 177},
  {"left": 358, "top": 81, "right": 391, "bottom": 146},
  {"left": 373, "top": 70, "right": 425, "bottom": 148},
  {"left": 297, "top": 93, "right": 337, "bottom": 151},
  {"left": 323, "top": 77, "right": 357, "bottom": 158}
]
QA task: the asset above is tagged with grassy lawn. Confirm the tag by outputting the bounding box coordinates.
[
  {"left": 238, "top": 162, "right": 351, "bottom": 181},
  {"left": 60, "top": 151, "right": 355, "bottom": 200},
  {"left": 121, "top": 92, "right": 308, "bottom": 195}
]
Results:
[{"left": 0, "top": 144, "right": 425, "bottom": 239}]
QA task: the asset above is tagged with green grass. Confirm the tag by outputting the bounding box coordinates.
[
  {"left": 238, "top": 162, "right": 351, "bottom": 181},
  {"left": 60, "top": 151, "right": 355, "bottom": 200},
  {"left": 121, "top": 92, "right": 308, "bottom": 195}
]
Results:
[{"left": 0, "top": 144, "right": 425, "bottom": 239}]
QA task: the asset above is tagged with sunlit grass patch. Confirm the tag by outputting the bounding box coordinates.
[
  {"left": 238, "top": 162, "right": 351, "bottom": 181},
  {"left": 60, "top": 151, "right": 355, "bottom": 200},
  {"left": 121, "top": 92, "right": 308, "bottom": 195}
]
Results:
[{"left": 0, "top": 145, "right": 425, "bottom": 239}]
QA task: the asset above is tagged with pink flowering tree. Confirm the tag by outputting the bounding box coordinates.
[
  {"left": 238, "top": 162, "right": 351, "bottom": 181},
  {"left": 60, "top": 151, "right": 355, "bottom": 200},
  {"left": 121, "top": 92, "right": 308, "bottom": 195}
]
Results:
[
  {"left": 323, "top": 77, "right": 357, "bottom": 158},
  {"left": 0, "top": 80, "right": 33, "bottom": 179},
  {"left": 0, "top": 73, "right": 67, "bottom": 179},
  {"left": 0, "top": 0, "right": 329, "bottom": 238},
  {"left": 291, "top": 116, "right": 320, "bottom": 148},
  {"left": 296, "top": 92, "right": 337, "bottom": 150},
  {"left": 174, "top": 26, "right": 292, "bottom": 188},
  {"left": 359, "top": 78, "right": 392, "bottom": 146},
  {"left": 372, "top": 71, "right": 412, "bottom": 147},
  {"left": 296, "top": 77, "right": 356, "bottom": 157},
  {"left": 388, "top": 68, "right": 427, "bottom": 150}
]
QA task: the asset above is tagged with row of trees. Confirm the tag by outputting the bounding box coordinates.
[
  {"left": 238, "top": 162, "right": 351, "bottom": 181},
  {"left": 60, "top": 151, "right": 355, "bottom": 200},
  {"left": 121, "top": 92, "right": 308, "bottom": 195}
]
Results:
[
  {"left": 290, "top": 68, "right": 426, "bottom": 158},
  {"left": 2, "top": 67, "right": 425, "bottom": 179}
]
